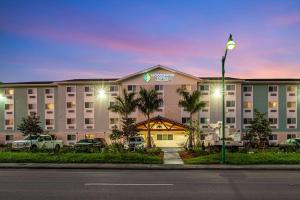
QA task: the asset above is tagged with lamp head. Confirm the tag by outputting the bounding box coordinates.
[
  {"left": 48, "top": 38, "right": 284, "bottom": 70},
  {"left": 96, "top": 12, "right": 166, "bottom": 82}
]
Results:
[{"left": 226, "top": 34, "right": 236, "bottom": 50}]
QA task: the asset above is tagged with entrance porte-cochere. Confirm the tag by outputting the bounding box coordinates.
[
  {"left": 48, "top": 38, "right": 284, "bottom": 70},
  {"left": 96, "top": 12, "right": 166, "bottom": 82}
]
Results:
[{"left": 135, "top": 116, "right": 189, "bottom": 147}]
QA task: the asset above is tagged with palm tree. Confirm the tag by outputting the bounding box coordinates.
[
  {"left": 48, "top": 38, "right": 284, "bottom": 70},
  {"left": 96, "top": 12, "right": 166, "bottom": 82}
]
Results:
[
  {"left": 138, "top": 87, "right": 163, "bottom": 148},
  {"left": 108, "top": 89, "right": 139, "bottom": 139},
  {"left": 177, "top": 88, "right": 206, "bottom": 148}
]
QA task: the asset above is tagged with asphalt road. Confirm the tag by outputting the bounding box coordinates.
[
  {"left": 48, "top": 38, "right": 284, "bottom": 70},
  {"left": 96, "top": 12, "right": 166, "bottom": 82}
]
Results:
[{"left": 0, "top": 169, "right": 300, "bottom": 200}]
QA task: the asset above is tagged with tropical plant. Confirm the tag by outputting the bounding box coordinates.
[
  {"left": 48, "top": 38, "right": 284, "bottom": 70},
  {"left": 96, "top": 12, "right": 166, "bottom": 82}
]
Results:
[
  {"left": 137, "top": 87, "right": 163, "bottom": 148},
  {"left": 108, "top": 89, "right": 139, "bottom": 140},
  {"left": 244, "top": 109, "right": 272, "bottom": 148},
  {"left": 177, "top": 88, "right": 206, "bottom": 148},
  {"left": 17, "top": 113, "right": 43, "bottom": 146}
]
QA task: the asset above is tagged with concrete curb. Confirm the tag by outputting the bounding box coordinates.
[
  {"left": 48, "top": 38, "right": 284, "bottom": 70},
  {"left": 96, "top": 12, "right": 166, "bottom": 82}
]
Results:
[{"left": 1, "top": 163, "right": 300, "bottom": 170}]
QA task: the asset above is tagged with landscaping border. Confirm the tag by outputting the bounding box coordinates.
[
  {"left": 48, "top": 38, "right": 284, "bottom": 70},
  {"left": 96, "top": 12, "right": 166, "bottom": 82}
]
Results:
[{"left": 2, "top": 163, "right": 300, "bottom": 170}]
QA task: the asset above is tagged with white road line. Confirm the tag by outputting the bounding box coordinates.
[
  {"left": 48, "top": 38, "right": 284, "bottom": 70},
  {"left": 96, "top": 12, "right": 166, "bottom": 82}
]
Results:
[{"left": 84, "top": 183, "right": 174, "bottom": 186}]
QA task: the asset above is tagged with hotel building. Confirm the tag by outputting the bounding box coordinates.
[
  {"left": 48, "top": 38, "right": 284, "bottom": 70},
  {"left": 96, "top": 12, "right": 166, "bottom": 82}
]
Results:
[{"left": 0, "top": 65, "right": 299, "bottom": 147}]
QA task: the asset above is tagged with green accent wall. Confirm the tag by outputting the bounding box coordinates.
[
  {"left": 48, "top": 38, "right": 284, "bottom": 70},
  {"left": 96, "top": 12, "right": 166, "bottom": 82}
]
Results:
[
  {"left": 14, "top": 88, "right": 27, "bottom": 132},
  {"left": 37, "top": 88, "right": 45, "bottom": 130},
  {"left": 278, "top": 84, "right": 287, "bottom": 131},
  {"left": 253, "top": 84, "right": 268, "bottom": 115},
  {"left": 0, "top": 89, "right": 4, "bottom": 131}
]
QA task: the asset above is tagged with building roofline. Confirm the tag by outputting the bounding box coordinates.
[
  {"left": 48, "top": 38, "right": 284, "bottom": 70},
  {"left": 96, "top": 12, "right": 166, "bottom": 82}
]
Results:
[{"left": 116, "top": 65, "right": 201, "bottom": 82}]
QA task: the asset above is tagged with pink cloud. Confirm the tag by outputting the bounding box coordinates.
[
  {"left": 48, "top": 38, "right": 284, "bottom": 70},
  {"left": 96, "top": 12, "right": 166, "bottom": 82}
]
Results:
[{"left": 272, "top": 13, "right": 300, "bottom": 26}]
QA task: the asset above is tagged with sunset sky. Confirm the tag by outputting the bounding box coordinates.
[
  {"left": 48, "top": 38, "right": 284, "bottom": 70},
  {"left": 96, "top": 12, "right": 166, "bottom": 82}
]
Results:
[{"left": 0, "top": 0, "right": 300, "bottom": 82}]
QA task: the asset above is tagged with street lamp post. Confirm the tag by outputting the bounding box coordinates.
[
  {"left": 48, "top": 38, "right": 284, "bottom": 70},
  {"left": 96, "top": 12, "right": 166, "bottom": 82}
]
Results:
[{"left": 221, "top": 34, "right": 236, "bottom": 164}]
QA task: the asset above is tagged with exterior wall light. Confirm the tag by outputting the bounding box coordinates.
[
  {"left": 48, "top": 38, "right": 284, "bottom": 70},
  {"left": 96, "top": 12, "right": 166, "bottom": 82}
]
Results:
[
  {"left": 97, "top": 88, "right": 106, "bottom": 98},
  {"left": 213, "top": 87, "right": 221, "bottom": 97},
  {"left": 0, "top": 94, "right": 6, "bottom": 101}
]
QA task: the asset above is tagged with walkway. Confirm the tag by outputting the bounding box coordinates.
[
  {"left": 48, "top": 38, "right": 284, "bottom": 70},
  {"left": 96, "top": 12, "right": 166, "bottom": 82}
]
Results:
[{"left": 162, "top": 148, "right": 184, "bottom": 165}]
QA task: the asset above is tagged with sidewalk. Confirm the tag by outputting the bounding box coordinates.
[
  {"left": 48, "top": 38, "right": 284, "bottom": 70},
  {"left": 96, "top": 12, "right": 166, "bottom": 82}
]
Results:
[
  {"left": 162, "top": 148, "right": 184, "bottom": 164},
  {"left": 1, "top": 163, "right": 300, "bottom": 170}
]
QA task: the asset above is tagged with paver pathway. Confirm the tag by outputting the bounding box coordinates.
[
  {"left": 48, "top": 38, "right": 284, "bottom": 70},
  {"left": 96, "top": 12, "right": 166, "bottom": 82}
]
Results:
[{"left": 162, "top": 148, "right": 184, "bottom": 164}]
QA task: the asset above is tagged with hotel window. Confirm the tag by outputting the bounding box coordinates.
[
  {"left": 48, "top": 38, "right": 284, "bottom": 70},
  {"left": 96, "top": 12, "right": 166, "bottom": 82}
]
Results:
[
  {"left": 45, "top": 119, "right": 54, "bottom": 125},
  {"left": 226, "top": 117, "right": 235, "bottom": 124},
  {"left": 45, "top": 88, "right": 54, "bottom": 94},
  {"left": 199, "top": 85, "right": 209, "bottom": 91},
  {"left": 66, "top": 102, "right": 76, "bottom": 109},
  {"left": 243, "top": 86, "right": 252, "bottom": 92},
  {"left": 109, "top": 102, "right": 117, "bottom": 107},
  {"left": 269, "top": 134, "right": 277, "bottom": 141},
  {"left": 5, "top": 89, "right": 14, "bottom": 95},
  {"left": 268, "top": 86, "right": 277, "bottom": 92},
  {"left": 5, "top": 104, "right": 13, "bottom": 110},
  {"left": 5, "top": 119, "right": 14, "bottom": 126},
  {"left": 226, "top": 101, "right": 235, "bottom": 107},
  {"left": 27, "top": 89, "right": 34, "bottom": 94},
  {"left": 269, "top": 118, "right": 277, "bottom": 124},
  {"left": 85, "top": 102, "right": 94, "bottom": 109},
  {"left": 287, "top": 134, "right": 296, "bottom": 139},
  {"left": 287, "top": 118, "right": 296, "bottom": 124},
  {"left": 67, "top": 118, "right": 75, "bottom": 125},
  {"left": 66, "top": 86, "right": 75, "bottom": 93},
  {"left": 5, "top": 135, "right": 14, "bottom": 141},
  {"left": 155, "top": 85, "right": 164, "bottom": 91},
  {"left": 84, "top": 86, "right": 94, "bottom": 93},
  {"left": 268, "top": 101, "right": 277, "bottom": 108},
  {"left": 182, "top": 117, "right": 190, "bottom": 124},
  {"left": 243, "top": 118, "right": 252, "bottom": 124},
  {"left": 202, "top": 101, "right": 209, "bottom": 107},
  {"left": 85, "top": 118, "right": 94, "bottom": 125},
  {"left": 181, "top": 84, "right": 192, "bottom": 91},
  {"left": 243, "top": 101, "right": 252, "bottom": 109},
  {"left": 157, "top": 134, "right": 173, "bottom": 140},
  {"left": 127, "top": 85, "right": 136, "bottom": 92},
  {"left": 45, "top": 103, "right": 54, "bottom": 110},
  {"left": 28, "top": 104, "right": 36, "bottom": 110},
  {"left": 226, "top": 85, "right": 235, "bottom": 91},
  {"left": 287, "top": 102, "right": 296, "bottom": 108},
  {"left": 200, "top": 118, "right": 209, "bottom": 124},
  {"left": 67, "top": 134, "right": 76, "bottom": 141},
  {"left": 109, "top": 85, "right": 118, "bottom": 92},
  {"left": 110, "top": 118, "right": 119, "bottom": 124},
  {"left": 287, "top": 85, "right": 296, "bottom": 92}
]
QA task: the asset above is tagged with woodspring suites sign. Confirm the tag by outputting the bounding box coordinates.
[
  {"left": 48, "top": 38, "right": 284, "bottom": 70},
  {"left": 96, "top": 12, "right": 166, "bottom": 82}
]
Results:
[{"left": 143, "top": 73, "right": 175, "bottom": 82}]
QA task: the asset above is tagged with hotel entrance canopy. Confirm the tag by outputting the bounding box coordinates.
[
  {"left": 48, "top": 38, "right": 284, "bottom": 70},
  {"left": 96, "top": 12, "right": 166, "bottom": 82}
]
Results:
[{"left": 135, "top": 116, "right": 189, "bottom": 132}]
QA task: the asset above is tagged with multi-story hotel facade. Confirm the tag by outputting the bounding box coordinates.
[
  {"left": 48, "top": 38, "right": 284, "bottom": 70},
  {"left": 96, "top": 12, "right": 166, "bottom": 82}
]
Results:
[{"left": 0, "top": 65, "right": 299, "bottom": 147}]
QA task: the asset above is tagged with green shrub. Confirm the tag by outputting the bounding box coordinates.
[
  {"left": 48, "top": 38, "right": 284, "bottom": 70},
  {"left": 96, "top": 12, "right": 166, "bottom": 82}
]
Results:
[{"left": 0, "top": 151, "right": 162, "bottom": 164}]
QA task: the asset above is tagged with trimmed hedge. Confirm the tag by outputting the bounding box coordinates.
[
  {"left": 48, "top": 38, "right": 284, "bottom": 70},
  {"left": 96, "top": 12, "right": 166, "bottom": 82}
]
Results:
[
  {"left": 0, "top": 151, "right": 162, "bottom": 164},
  {"left": 185, "top": 152, "right": 300, "bottom": 165}
]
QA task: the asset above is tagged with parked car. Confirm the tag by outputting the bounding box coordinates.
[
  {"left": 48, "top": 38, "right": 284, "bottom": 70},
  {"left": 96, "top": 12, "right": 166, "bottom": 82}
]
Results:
[
  {"left": 124, "top": 136, "right": 145, "bottom": 150},
  {"left": 279, "top": 138, "right": 300, "bottom": 152},
  {"left": 282, "top": 138, "right": 300, "bottom": 147},
  {"left": 12, "top": 135, "right": 63, "bottom": 151},
  {"left": 74, "top": 138, "right": 107, "bottom": 151}
]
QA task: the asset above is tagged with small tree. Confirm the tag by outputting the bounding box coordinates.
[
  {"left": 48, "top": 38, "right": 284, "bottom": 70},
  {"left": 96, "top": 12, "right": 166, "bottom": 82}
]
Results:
[
  {"left": 245, "top": 109, "right": 272, "bottom": 148},
  {"left": 17, "top": 114, "right": 43, "bottom": 146},
  {"left": 110, "top": 126, "right": 123, "bottom": 144},
  {"left": 121, "top": 117, "right": 138, "bottom": 139}
]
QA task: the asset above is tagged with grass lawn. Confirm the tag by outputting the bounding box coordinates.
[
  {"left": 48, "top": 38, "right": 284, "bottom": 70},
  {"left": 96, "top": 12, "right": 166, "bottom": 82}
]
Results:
[
  {"left": 0, "top": 151, "right": 162, "bottom": 164},
  {"left": 183, "top": 152, "right": 300, "bottom": 165}
]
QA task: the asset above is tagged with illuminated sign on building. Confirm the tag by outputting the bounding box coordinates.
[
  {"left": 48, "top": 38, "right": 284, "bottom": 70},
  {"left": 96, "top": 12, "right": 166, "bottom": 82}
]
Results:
[{"left": 143, "top": 73, "right": 175, "bottom": 82}]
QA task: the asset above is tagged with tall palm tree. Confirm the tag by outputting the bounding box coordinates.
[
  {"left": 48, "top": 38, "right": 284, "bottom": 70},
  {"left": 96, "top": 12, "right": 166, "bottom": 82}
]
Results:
[
  {"left": 177, "top": 88, "right": 206, "bottom": 148},
  {"left": 138, "top": 87, "right": 163, "bottom": 148},
  {"left": 108, "top": 89, "right": 139, "bottom": 139}
]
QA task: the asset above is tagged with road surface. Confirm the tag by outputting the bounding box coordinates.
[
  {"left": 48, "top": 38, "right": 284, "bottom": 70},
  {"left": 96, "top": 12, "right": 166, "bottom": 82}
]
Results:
[{"left": 0, "top": 169, "right": 300, "bottom": 200}]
